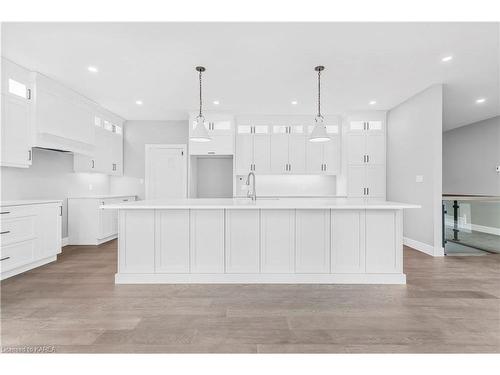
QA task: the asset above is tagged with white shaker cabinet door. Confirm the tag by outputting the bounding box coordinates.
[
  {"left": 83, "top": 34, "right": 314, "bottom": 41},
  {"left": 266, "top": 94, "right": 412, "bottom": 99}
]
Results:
[
  {"left": 235, "top": 134, "right": 253, "bottom": 174},
  {"left": 347, "top": 166, "right": 366, "bottom": 197},
  {"left": 37, "top": 203, "right": 62, "bottom": 259},
  {"left": 295, "top": 210, "right": 330, "bottom": 273},
  {"left": 270, "top": 134, "right": 289, "bottom": 173},
  {"left": 323, "top": 136, "right": 340, "bottom": 174},
  {"left": 365, "top": 211, "right": 400, "bottom": 273},
  {"left": 119, "top": 210, "right": 155, "bottom": 274},
  {"left": 346, "top": 133, "right": 366, "bottom": 165},
  {"left": 225, "top": 210, "right": 260, "bottom": 273},
  {"left": 190, "top": 209, "right": 225, "bottom": 273},
  {"left": 260, "top": 210, "right": 295, "bottom": 273},
  {"left": 331, "top": 210, "right": 365, "bottom": 273},
  {"left": 252, "top": 134, "right": 271, "bottom": 173},
  {"left": 306, "top": 142, "right": 324, "bottom": 174},
  {"left": 155, "top": 210, "right": 190, "bottom": 273},
  {"left": 1, "top": 94, "right": 32, "bottom": 168},
  {"left": 366, "top": 165, "right": 386, "bottom": 198},
  {"left": 365, "top": 133, "right": 385, "bottom": 165},
  {"left": 288, "top": 135, "right": 306, "bottom": 174}
]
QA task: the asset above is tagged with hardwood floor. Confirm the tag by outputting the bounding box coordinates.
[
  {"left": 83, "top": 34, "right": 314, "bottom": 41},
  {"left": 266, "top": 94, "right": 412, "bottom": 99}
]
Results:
[{"left": 1, "top": 240, "right": 499, "bottom": 353}]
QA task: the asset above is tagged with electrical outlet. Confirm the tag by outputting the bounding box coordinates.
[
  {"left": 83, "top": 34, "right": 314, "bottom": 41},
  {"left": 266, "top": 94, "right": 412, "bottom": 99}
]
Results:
[
  {"left": 415, "top": 175, "right": 424, "bottom": 183},
  {"left": 496, "top": 166, "right": 500, "bottom": 173}
]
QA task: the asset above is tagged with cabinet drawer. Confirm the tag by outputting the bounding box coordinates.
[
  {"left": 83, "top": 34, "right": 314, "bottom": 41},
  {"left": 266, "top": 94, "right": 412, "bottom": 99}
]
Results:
[
  {"left": 0, "top": 205, "right": 38, "bottom": 219},
  {"left": 0, "top": 239, "right": 36, "bottom": 272},
  {"left": 0, "top": 215, "right": 37, "bottom": 246}
]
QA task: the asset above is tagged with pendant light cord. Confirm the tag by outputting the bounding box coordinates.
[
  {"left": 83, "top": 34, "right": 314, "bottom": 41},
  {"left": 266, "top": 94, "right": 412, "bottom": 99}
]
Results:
[
  {"left": 317, "top": 69, "right": 321, "bottom": 118},
  {"left": 199, "top": 70, "right": 203, "bottom": 118}
]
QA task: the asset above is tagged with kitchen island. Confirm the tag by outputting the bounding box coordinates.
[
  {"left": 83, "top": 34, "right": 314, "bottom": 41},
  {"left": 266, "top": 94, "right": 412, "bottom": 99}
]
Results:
[{"left": 104, "top": 198, "right": 419, "bottom": 284}]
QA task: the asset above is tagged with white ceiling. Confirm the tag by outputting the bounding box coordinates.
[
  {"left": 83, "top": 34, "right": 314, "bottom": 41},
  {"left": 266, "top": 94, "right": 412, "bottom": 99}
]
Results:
[{"left": 2, "top": 22, "right": 499, "bottom": 130}]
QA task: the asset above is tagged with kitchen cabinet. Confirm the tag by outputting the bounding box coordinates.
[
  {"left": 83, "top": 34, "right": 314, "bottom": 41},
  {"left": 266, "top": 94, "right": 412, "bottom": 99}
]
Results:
[
  {"left": 305, "top": 135, "right": 340, "bottom": 174},
  {"left": 260, "top": 209, "right": 295, "bottom": 273},
  {"left": 295, "top": 210, "right": 330, "bottom": 273},
  {"left": 155, "top": 210, "right": 190, "bottom": 273},
  {"left": 270, "top": 125, "right": 307, "bottom": 174},
  {"left": 1, "top": 58, "right": 33, "bottom": 168},
  {"left": 235, "top": 125, "right": 271, "bottom": 174},
  {"left": 31, "top": 72, "right": 95, "bottom": 155},
  {"left": 346, "top": 116, "right": 386, "bottom": 198},
  {"left": 331, "top": 210, "right": 365, "bottom": 273},
  {"left": 189, "top": 113, "right": 234, "bottom": 155},
  {"left": 1, "top": 201, "right": 62, "bottom": 280},
  {"left": 68, "top": 195, "right": 136, "bottom": 245},
  {"left": 190, "top": 209, "right": 225, "bottom": 273},
  {"left": 225, "top": 210, "right": 260, "bottom": 273}
]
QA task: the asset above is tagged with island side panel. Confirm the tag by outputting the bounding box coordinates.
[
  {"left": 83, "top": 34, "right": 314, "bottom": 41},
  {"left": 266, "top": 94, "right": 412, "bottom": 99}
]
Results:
[
  {"left": 190, "top": 209, "right": 225, "bottom": 273},
  {"left": 365, "top": 210, "right": 401, "bottom": 273},
  {"left": 225, "top": 209, "right": 260, "bottom": 273},
  {"left": 155, "top": 209, "right": 190, "bottom": 273},
  {"left": 260, "top": 209, "right": 295, "bottom": 273},
  {"left": 295, "top": 209, "right": 330, "bottom": 273},
  {"left": 331, "top": 210, "right": 366, "bottom": 273}
]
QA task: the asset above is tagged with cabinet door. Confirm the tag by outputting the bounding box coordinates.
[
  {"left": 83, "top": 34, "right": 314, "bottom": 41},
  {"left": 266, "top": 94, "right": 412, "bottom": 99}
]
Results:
[
  {"left": 109, "top": 132, "right": 123, "bottom": 175},
  {"left": 155, "top": 210, "right": 190, "bottom": 273},
  {"left": 365, "top": 134, "right": 385, "bottom": 165},
  {"left": 38, "top": 203, "right": 62, "bottom": 259},
  {"left": 225, "top": 210, "right": 260, "bottom": 273},
  {"left": 366, "top": 120, "right": 384, "bottom": 134},
  {"left": 295, "top": 210, "right": 330, "bottom": 273},
  {"left": 347, "top": 166, "right": 366, "bottom": 197},
  {"left": 323, "top": 136, "right": 340, "bottom": 174},
  {"left": 260, "top": 210, "right": 295, "bottom": 273},
  {"left": 366, "top": 165, "right": 385, "bottom": 198},
  {"left": 288, "top": 135, "right": 306, "bottom": 174},
  {"left": 348, "top": 121, "right": 366, "bottom": 133},
  {"left": 235, "top": 134, "right": 253, "bottom": 174},
  {"left": 365, "top": 211, "right": 399, "bottom": 273},
  {"left": 306, "top": 141, "right": 324, "bottom": 173},
  {"left": 331, "top": 210, "right": 365, "bottom": 273},
  {"left": 253, "top": 134, "right": 271, "bottom": 173},
  {"left": 119, "top": 210, "right": 155, "bottom": 273},
  {"left": 210, "top": 120, "right": 232, "bottom": 135},
  {"left": 98, "top": 200, "right": 114, "bottom": 239},
  {"left": 270, "top": 134, "right": 289, "bottom": 173},
  {"left": 1, "top": 94, "right": 32, "bottom": 167},
  {"left": 190, "top": 209, "right": 225, "bottom": 273},
  {"left": 346, "top": 133, "right": 366, "bottom": 165}
]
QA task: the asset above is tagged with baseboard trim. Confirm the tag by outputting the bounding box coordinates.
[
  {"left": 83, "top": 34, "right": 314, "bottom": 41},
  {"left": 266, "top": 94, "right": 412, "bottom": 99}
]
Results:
[
  {"left": 1, "top": 256, "right": 57, "bottom": 281},
  {"left": 62, "top": 237, "right": 69, "bottom": 247},
  {"left": 404, "top": 237, "right": 435, "bottom": 256},
  {"left": 115, "top": 273, "right": 406, "bottom": 285}
]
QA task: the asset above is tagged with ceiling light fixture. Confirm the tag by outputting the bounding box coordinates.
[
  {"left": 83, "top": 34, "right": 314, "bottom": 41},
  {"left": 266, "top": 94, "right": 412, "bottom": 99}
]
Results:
[
  {"left": 441, "top": 55, "right": 453, "bottom": 62},
  {"left": 87, "top": 66, "right": 98, "bottom": 73},
  {"left": 135, "top": 100, "right": 143, "bottom": 105},
  {"left": 309, "top": 66, "right": 330, "bottom": 143},
  {"left": 475, "top": 98, "right": 486, "bottom": 104},
  {"left": 369, "top": 100, "right": 377, "bottom": 105},
  {"left": 213, "top": 100, "right": 220, "bottom": 105},
  {"left": 190, "top": 66, "right": 211, "bottom": 142}
]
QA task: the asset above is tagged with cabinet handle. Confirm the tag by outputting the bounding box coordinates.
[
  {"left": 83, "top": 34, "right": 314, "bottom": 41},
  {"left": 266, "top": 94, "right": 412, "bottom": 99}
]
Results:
[
  {"left": 363, "top": 155, "right": 366, "bottom": 163},
  {"left": 363, "top": 187, "right": 366, "bottom": 195},
  {"left": 0, "top": 231, "right": 10, "bottom": 235},
  {"left": 0, "top": 257, "right": 10, "bottom": 262},
  {"left": 28, "top": 149, "right": 32, "bottom": 161},
  {"left": 208, "top": 151, "right": 216, "bottom": 155},
  {"left": 289, "top": 163, "right": 291, "bottom": 172},
  {"left": 367, "top": 187, "right": 369, "bottom": 196},
  {"left": 367, "top": 122, "right": 370, "bottom": 131},
  {"left": 60, "top": 206, "right": 63, "bottom": 216},
  {"left": 0, "top": 211, "right": 11, "bottom": 215},
  {"left": 366, "top": 155, "right": 369, "bottom": 163},
  {"left": 27, "top": 88, "right": 31, "bottom": 100},
  {"left": 324, "top": 163, "right": 327, "bottom": 171},
  {"left": 91, "top": 160, "right": 95, "bottom": 168}
]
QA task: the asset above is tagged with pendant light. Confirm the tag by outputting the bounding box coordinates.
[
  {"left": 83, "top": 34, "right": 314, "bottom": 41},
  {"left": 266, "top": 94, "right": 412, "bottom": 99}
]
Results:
[
  {"left": 191, "top": 66, "right": 211, "bottom": 142},
  {"left": 309, "top": 65, "right": 330, "bottom": 142}
]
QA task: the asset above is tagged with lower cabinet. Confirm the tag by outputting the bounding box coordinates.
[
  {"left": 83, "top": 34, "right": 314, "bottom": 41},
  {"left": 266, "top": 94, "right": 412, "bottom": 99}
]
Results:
[
  {"left": 225, "top": 210, "right": 260, "bottom": 273},
  {"left": 155, "top": 210, "right": 190, "bottom": 273},
  {"left": 190, "top": 209, "right": 225, "bottom": 273},
  {"left": 295, "top": 210, "right": 330, "bottom": 273},
  {"left": 365, "top": 210, "right": 401, "bottom": 273},
  {"left": 0, "top": 201, "right": 62, "bottom": 280},
  {"left": 260, "top": 210, "right": 295, "bottom": 273},
  {"left": 331, "top": 210, "right": 366, "bottom": 273}
]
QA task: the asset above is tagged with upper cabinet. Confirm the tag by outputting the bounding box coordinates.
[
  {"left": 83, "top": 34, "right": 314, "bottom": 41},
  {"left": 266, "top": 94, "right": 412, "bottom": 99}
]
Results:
[
  {"left": 188, "top": 113, "right": 234, "bottom": 155},
  {"left": 235, "top": 125, "right": 271, "bottom": 174},
  {"left": 1, "top": 58, "right": 33, "bottom": 168},
  {"left": 31, "top": 72, "right": 95, "bottom": 155}
]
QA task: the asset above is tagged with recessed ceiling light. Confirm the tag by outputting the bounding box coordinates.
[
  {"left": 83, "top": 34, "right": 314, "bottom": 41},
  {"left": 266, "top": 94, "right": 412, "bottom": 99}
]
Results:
[
  {"left": 441, "top": 55, "right": 453, "bottom": 62},
  {"left": 475, "top": 98, "right": 486, "bottom": 104},
  {"left": 87, "top": 66, "right": 98, "bottom": 73},
  {"left": 369, "top": 100, "right": 377, "bottom": 105},
  {"left": 135, "top": 100, "right": 143, "bottom": 105},
  {"left": 291, "top": 100, "right": 298, "bottom": 105},
  {"left": 213, "top": 100, "right": 220, "bottom": 105}
]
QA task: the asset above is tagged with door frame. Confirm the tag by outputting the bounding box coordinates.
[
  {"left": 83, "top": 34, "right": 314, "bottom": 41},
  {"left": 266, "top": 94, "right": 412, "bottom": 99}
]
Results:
[{"left": 145, "top": 144, "right": 187, "bottom": 200}]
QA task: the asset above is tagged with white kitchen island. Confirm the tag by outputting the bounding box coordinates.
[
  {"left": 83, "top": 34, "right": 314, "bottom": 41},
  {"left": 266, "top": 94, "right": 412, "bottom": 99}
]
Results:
[{"left": 104, "top": 198, "right": 419, "bottom": 284}]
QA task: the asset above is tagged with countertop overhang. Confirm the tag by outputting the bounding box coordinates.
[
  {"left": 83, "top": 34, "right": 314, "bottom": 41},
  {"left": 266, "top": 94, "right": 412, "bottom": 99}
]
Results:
[{"left": 102, "top": 198, "right": 420, "bottom": 210}]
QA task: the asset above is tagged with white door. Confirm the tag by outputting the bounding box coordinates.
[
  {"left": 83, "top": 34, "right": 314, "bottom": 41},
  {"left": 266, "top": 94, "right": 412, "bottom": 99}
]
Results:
[
  {"left": 270, "top": 133, "right": 289, "bottom": 173},
  {"left": 253, "top": 134, "right": 271, "bottom": 173},
  {"left": 347, "top": 166, "right": 366, "bottom": 197},
  {"left": 289, "top": 135, "right": 306, "bottom": 174},
  {"left": 366, "top": 165, "right": 386, "bottom": 198},
  {"left": 365, "top": 134, "right": 385, "bottom": 165},
  {"left": 145, "top": 144, "right": 187, "bottom": 199},
  {"left": 235, "top": 134, "right": 253, "bottom": 174},
  {"left": 346, "top": 133, "right": 366, "bottom": 165},
  {"left": 306, "top": 142, "right": 324, "bottom": 174},
  {"left": 323, "top": 136, "right": 340, "bottom": 174}
]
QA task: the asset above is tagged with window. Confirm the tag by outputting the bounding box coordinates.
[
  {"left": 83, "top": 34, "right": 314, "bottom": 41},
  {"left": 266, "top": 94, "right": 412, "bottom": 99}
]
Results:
[{"left": 8, "top": 79, "right": 27, "bottom": 99}]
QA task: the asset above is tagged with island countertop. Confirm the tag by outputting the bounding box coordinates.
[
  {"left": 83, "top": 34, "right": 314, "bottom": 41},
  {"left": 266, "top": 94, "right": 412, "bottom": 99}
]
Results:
[{"left": 102, "top": 198, "right": 420, "bottom": 210}]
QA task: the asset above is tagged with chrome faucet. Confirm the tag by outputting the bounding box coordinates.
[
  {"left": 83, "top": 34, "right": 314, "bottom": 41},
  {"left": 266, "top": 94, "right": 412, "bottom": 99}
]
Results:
[{"left": 246, "top": 172, "right": 257, "bottom": 201}]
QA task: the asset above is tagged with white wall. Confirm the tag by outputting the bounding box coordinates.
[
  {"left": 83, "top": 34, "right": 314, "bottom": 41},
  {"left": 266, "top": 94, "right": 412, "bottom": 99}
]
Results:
[
  {"left": 0, "top": 148, "right": 110, "bottom": 238},
  {"left": 387, "top": 84, "right": 443, "bottom": 256},
  {"left": 110, "top": 120, "right": 189, "bottom": 199},
  {"left": 443, "top": 116, "right": 500, "bottom": 196}
]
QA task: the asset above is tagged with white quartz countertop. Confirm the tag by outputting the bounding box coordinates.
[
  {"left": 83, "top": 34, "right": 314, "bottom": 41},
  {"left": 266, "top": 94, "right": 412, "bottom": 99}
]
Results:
[
  {"left": 68, "top": 195, "right": 136, "bottom": 199},
  {"left": 102, "top": 198, "right": 420, "bottom": 210},
  {"left": 1, "top": 199, "right": 63, "bottom": 207}
]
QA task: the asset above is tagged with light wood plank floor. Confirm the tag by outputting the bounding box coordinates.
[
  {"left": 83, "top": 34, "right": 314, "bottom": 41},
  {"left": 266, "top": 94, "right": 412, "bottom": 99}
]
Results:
[{"left": 1, "top": 241, "right": 499, "bottom": 353}]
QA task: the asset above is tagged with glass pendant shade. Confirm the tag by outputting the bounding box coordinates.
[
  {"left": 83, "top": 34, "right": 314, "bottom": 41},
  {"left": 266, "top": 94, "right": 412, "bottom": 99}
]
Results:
[
  {"left": 191, "top": 115, "right": 211, "bottom": 142},
  {"left": 309, "top": 115, "right": 330, "bottom": 142}
]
